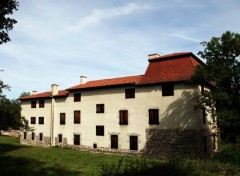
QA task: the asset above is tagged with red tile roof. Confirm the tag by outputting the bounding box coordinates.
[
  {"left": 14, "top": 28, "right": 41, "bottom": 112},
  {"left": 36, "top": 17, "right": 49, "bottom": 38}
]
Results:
[
  {"left": 19, "top": 90, "right": 68, "bottom": 100},
  {"left": 137, "top": 52, "right": 203, "bottom": 85},
  {"left": 67, "top": 75, "right": 143, "bottom": 91}
]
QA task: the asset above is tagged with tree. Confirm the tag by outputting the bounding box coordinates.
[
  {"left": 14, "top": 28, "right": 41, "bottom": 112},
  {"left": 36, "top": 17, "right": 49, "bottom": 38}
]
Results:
[
  {"left": 0, "top": 0, "right": 19, "bottom": 45},
  {"left": 0, "top": 70, "right": 10, "bottom": 98},
  {"left": 19, "top": 91, "right": 30, "bottom": 98},
  {"left": 192, "top": 31, "right": 240, "bottom": 141}
]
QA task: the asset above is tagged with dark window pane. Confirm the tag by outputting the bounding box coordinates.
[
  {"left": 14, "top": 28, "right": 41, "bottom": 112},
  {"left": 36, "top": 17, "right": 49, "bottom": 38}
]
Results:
[
  {"left": 130, "top": 136, "right": 138, "bottom": 150},
  {"left": 24, "top": 132, "right": 27, "bottom": 139},
  {"left": 149, "top": 109, "right": 159, "bottom": 124},
  {"left": 74, "top": 111, "right": 81, "bottom": 124},
  {"left": 39, "top": 100, "right": 44, "bottom": 108},
  {"left": 32, "top": 133, "right": 35, "bottom": 140},
  {"left": 125, "top": 88, "right": 135, "bottom": 99},
  {"left": 96, "top": 104, "right": 104, "bottom": 113},
  {"left": 39, "top": 117, "right": 44, "bottom": 124},
  {"left": 74, "top": 93, "right": 81, "bottom": 102},
  {"left": 162, "top": 84, "right": 174, "bottom": 96},
  {"left": 31, "top": 101, "right": 36, "bottom": 108},
  {"left": 60, "top": 113, "right": 65, "bottom": 125},
  {"left": 31, "top": 117, "right": 36, "bottom": 124},
  {"left": 119, "top": 110, "right": 128, "bottom": 125},
  {"left": 74, "top": 134, "right": 80, "bottom": 145},
  {"left": 39, "top": 133, "right": 43, "bottom": 141},
  {"left": 96, "top": 126, "right": 104, "bottom": 136}
]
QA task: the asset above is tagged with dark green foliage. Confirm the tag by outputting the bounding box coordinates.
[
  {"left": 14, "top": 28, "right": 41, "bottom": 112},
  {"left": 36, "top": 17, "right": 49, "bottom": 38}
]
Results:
[
  {"left": 0, "top": 97, "right": 30, "bottom": 131},
  {"left": 191, "top": 31, "right": 240, "bottom": 139},
  {"left": 0, "top": 0, "right": 19, "bottom": 44},
  {"left": 19, "top": 91, "right": 31, "bottom": 98}
]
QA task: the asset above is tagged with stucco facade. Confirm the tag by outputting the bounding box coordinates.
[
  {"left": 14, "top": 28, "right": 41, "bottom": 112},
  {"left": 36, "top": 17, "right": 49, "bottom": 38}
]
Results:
[{"left": 20, "top": 52, "right": 219, "bottom": 158}]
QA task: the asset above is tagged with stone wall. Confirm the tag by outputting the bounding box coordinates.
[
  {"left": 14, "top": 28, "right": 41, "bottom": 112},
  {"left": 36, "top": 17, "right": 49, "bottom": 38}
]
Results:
[
  {"left": 20, "top": 132, "right": 50, "bottom": 147},
  {"left": 142, "top": 129, "right": 213, "bottom": 159}
]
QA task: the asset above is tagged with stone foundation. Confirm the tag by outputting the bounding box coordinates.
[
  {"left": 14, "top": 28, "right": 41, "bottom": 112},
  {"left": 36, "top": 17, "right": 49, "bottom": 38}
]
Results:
[{"left": 20, "top": 132, "right": 50, "bottom": 147}]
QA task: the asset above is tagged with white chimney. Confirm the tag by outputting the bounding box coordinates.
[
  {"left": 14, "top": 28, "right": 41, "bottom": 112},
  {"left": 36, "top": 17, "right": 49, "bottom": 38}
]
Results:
[
  {"left": 32, "top": 90, "right": 37, "bottom": 95},
  {"left": 148, "top": 53, "right": 161, "bottom": 60},
  {"left": 80, "top": 76, "right": 87, "bottom": 84},
  {"left": 51, "top": 84, "right": 59, "bottom": 96}
]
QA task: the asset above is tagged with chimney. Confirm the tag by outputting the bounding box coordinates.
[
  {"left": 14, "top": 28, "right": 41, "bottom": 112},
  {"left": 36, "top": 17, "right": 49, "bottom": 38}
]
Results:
[
  {"left": 51, "top": 84, "right": 59, "bottom": 96},
  {"left": 32, "top": 90, "right": 37, "bottom": 95},
  {"left": 148, "top": 53, "right": 161, "bottom": 60},
  {"left": 80, "top": 76, "right": 87, "bottom": 84}
]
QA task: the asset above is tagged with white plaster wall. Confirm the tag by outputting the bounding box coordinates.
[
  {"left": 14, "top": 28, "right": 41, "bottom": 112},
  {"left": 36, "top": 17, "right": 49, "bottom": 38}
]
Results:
[
  {"left": 53, "top": 83, "right": 202, "bottom": 151},
  {"left": 21, "top": 99, "right": 52, "bottom": 137}
]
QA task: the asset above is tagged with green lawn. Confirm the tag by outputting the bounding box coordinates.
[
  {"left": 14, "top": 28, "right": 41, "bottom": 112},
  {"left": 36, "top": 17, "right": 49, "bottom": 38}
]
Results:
[{"left": 1, "top": 136, "right": 240, "bottom": 176}]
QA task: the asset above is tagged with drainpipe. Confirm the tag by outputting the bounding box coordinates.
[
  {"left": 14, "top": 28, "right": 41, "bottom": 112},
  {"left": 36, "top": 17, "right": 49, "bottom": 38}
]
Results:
[{"left": 50, "top": 84, "right": 58, "bottom": 147}]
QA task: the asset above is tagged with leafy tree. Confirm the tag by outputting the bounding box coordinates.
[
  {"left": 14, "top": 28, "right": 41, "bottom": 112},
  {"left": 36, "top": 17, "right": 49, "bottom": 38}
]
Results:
[
  {"left": 0, "top": 0, "right": 19, "bottom": 45},
  {"left": 19, "top": 91, "right": 30, "bottom": 98},
  {"left": 0, "top": 70, "right": 10, "bottom": 98},
  {"left": 192, "top": 31, "right": 240, "bottom": 140}
]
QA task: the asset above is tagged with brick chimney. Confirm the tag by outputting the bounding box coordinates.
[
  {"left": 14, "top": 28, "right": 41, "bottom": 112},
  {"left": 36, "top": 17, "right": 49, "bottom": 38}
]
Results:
[
  {"left": 80, "top": 76, "right": 87, "bottom": 84},
  {"left": 148, "top": 53, "right": 161, "bottom": 60},
  {"left": 51, "top": 84, "right": 59, "bottom": 96}
]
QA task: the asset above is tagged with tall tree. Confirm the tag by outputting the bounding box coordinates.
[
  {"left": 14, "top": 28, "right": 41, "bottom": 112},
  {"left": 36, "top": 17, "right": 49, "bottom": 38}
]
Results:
[
  {"left": 0, "top": 0, "right": 19, "bottom": 45},
  {"left": 192, "top": 31, "right": 240, "bottom": 140}
]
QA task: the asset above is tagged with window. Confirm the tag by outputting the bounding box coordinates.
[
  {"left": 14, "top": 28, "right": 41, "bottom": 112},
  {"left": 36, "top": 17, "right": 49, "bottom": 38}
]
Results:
[
  {"left": 93, "top": 143, "right": 97, "bottom": 149},
  {"left": 31, "top": 117, "right": 36, "bottom": 124},
  {"left": 39, "top": 133, "right": 43, "bottom": 141},
  {"left": 39, "top": 117, "right": 44, "bottom": 124},
  {"left": 149, "top": 109, "right": 159, "bottom": 124},
  {"left": 31, "top": 132, "right": 35, "bottom": 140},
  {"left": 31, "top": 101, "right": 36, "bottom": 108},
  {"left": 162, "top": 84, "right": 174, "bottom": 96},
  {"left": 60, "top": 113, "right": 66, "bottom": 125},
  {"left": 24, "top": 132, "right": 27, "bottom": 139},
  {"left": 74, "top": 93, "right": 81, "bottom": 102},
  {"left": 96, "top": 126, "right": 104, "bottom": 136},
  {"left": 111, "top": 135, "right": 118, "bottom": 149},
  {"left": 39, "top": 100, "right": 44, "bottom": 108},
  {"left": 74, "top": 110, "right": 81, "bottom": 124},
  {"left": 130, "top": 136, "right": 138, "bottom": 150},
  {"left": 119, "top": 110, "right": 128, "bottom": 125},
  {"left": 74, "top": 134, "right": 80, "bottom": 145},
  {"left": 202, "top": 108, "right": 206, "bottom": 124},
  {"left": 125, "top": 88, "right": 135, "bottom": 99},
  {"left": 58, "top": 134, "right": 62, "bottom": 143},
  {"left": 96, "top": 104, "right": 104, "bottom": 113}
]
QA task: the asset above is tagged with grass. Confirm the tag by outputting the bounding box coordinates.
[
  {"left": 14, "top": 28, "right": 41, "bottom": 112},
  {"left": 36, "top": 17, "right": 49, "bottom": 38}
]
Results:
[{"left": 1, "top": 136, "right": 240, "bottom": 176}]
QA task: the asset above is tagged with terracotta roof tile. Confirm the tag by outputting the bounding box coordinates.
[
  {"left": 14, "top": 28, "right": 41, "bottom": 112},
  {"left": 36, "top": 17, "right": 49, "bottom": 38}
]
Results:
[
  {"left": 67, "top": 75, "right": 143, "bottom": 91},
  {"left": 19, "top": 90, "right": 68, "bottom": 100},
  {"left": 138, "top": 52, "right": 202, "bottom": 85}
]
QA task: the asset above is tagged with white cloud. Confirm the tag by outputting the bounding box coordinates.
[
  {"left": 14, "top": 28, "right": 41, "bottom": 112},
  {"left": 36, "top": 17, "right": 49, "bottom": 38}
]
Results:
[{"left": 68, "top": 3, "right": 154, "bottom": 31}]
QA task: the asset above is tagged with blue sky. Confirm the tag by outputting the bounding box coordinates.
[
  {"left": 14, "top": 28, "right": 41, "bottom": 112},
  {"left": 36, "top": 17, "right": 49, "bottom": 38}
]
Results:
[{"left": 1, "top": 0, "right": 240, "bottom": 99}]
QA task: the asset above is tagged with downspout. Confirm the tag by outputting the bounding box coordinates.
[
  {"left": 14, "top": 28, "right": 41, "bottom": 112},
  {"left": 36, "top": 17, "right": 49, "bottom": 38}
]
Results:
[{"left": 50, "top": 97, "right": 55, "bottom": 147}]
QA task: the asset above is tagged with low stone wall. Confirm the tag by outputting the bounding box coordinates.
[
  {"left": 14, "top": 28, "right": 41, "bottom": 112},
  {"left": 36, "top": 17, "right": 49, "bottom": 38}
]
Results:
[
  {"left": 20, "top": 133, "right": 50, "bottom": 147},
  {"left": 142, "top": 128, "right": 212, "bottom": 159},
  {"left": 1, "top": 130, "right": 21, "bottom": 137}
]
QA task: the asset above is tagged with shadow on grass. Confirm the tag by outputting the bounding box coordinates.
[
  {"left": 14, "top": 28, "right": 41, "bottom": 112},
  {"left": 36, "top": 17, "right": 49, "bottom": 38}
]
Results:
[{"left": 0, "top": 142, "right": 81, "bottom": 176}]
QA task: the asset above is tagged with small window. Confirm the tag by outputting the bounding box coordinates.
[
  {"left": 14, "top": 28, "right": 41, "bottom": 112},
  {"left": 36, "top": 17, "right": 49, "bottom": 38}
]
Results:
[
  {"left": 39, "top": 133, "right": 43, "bottom": 141},
  {"left": 111, "top": 135, "right": 118, "bottom": 149},
  {"left": 125, "top": 88, "right": 135, "bottom": 99},
  {"left": 74, "top": 110, "right": 81, "bottom": 124},
  {"left": 31, "top": 117, "right": 36, "bottom": 124},
  {"left": 31, "top": 101, "right": 36, "bottom": 108},
  {"left": 74, "top": 93, "right": 81, "bottom": 102},
  {"left": 162, "top": 84, "right": 174, "bottom": 96},
  {"left": 31, "top": 132, "right": 35, "bottom": 140},
  {"left": 96, "top": 126, "right": 104, "bottom": 136},
  {"left": 149, "top": 109, "right": 159, "bottom": 124},
  {"left": 93, "top": 143, "right": 97, "bottom": 149},
  {"left": 130, "top": 136, "right": 138, "bottom": 150},
  {"left": 74, "top": 134, "right": 80, "bottom": 145},
  {"left": 119, "top": 110, "right": 128, "bottom": 125},
  {"left": 202, "top": 108, "right": 206, "bottom": 124},
  {"left": 39, "top": 117, "right": 44, "bottom": 124},
  {"left": 24, "top": 132, "right": 27, "bottom": 139},
  {"left": 39, "top": 100, "right": 44, "bottom": 108},
  {"left": 60, "top": 113, "right": 66, "bottom": 125},
  {"left": 96, "top": 104, "right": 104, "bottom": 113},
  {"left": 58, "top": 134, "right": 62, "bottom": 143}
]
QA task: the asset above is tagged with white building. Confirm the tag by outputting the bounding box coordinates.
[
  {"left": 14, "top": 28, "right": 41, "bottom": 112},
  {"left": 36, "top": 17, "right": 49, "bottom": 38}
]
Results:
[{"left": 20, "top": 52, "right": 218, "bottom": 158}]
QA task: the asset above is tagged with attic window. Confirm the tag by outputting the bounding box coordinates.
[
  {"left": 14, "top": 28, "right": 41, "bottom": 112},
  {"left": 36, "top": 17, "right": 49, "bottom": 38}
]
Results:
[
  {"left": 31, "top": 101, "right": 36, "bottom": 108},
  {"left": 39, "top": 100, "right": 44, "bottom": 108},
  {"left": 74, "top": 93, "right": 81, "bottom": 102},
  {"left": 125, "top": 88, "right": 135, "bottom": 99},
  {"left": 162, "top": 84, "right": 174, "bottom": 96}
]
